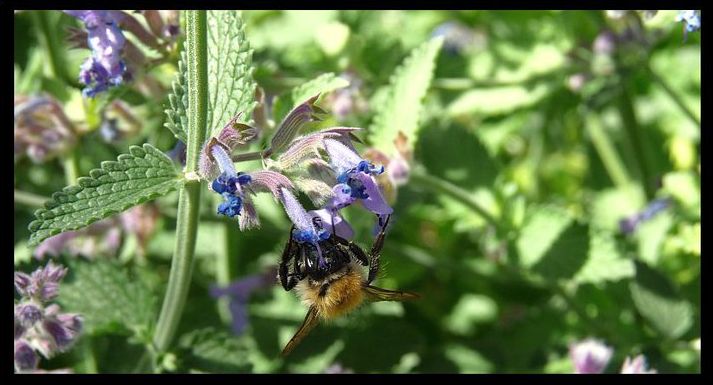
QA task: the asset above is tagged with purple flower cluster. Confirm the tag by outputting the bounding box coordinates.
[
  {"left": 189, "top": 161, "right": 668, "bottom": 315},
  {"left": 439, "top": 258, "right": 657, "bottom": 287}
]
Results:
[
  {"left": 65, "top": 11, "right": 128, "bottom": 97},
  {"left": 569, "top": 338, "right": 657, "bottom": 374},
  {"left": 14, "top": 95, "right": 76, "bottom": 164},
  {"left": 199, "top": 95, "right": 396, "bottom": 271},
  {"left": 14, "top": 262, "right": 83, "bottom": 373}
]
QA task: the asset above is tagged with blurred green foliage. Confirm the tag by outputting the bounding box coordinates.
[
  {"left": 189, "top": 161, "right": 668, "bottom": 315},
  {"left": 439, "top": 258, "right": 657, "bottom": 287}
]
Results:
[{"left": 14, "top": 10, "right": 699, "bottom": 373}]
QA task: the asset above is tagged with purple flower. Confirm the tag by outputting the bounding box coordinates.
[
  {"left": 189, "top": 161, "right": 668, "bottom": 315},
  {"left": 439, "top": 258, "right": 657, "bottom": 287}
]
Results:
[
  {"left": 15, "top": 303, "right": 43, "bottom": 329},
  {"left": 309, "top": 208, "right": 354, "bottom": 240},
  {"left": 619, "top": 198, "right": 671, "bottom": 235},
  {"left": 15, "top": 262, "right": 67, "bottom": 302},
  {"left": 65, "top": 10, "right": 127, "bottom": 97},
  {"left": 209, "top": 144, "right": 252, "bottom": 219},
  {"left": 14, "top": 95, "right": 76, "bottom": 163},
  {"left": 324, "top": 139, "right": 393, "bottom": 216},
  {"left": 210, "top": 269, "right": 276, "bottom": 335},
  {"left": 569, "top": 338, "right": 613, "bottom": 374},
  {"left": 621, "top": 355, "right": 657, "bottom": 374},
  {"left": 14, "top": 263, "right": 83, "bottom": 370},
  {"left": 14, "top": 339, "right": 38, "bottom": 372}
]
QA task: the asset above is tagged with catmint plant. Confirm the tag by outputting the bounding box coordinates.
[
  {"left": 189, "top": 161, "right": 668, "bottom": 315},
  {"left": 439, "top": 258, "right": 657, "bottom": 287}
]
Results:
[{"left": 14, "top": 262, "right": 83, "bottom": 373}]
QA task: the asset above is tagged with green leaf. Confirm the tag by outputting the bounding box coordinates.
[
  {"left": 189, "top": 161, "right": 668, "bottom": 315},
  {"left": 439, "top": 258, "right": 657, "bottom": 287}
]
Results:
[
  {"left": 177, "top": 328, "right": 252, "bottom": 373},
  {"left": 164, "top": 51, "right": 189, "bottom": 143},
  {"left": 272, "top": 72, "right": 349, "bottom": 123},
  {"left": 630, "top": 261, "right": 693, "bottom": 339},
  {"left": 28, "top": 144, "right": 183, "bottom": 246},
  {"left": 516, "top": 205, "right": 589, "bottom": 281},
  {"left": 369, "top": 36, "right": 443, "bottom": 156},
  {"left": 206, "top": 11, "right": 256, "bottom": 138},
  {"left": 573, "top": 230, "right": 635, "bottom": 285},
  {"left": 58, "top": 260, "right": 156, "bottom": 338},
  {"left": 635, "top": 212, "right": 674, "bottom": 265}
]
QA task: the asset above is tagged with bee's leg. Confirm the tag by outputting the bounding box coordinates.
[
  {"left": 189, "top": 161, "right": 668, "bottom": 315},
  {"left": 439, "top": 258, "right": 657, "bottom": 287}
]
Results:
[
  {"left": 294, "top": 245, "right": 304, "bottom": 278},
  {"left": 334, "top": 235, "right": 369, "bottom": 267},
  {"left": 279, "top": 227, "right": 299, "bottom": 291},
  {"left": 367, "top": 214, "right": 391, "bottom": 284}
]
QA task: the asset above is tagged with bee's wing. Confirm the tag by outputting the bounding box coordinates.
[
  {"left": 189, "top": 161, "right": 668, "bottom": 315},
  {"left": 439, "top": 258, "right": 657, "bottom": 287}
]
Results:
[
  {"left": 363, "top": 285, "right": 420, "bottom": 302},
  {"left": 281, "top": 306, "right": 320, "bottom": 357}
]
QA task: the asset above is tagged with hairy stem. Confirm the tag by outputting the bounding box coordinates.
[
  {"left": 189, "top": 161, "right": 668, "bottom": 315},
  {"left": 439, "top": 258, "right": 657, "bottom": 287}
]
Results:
[
  {"left": 63, "top": 151, "right": 80, "bottom": 185},
  {"left": 409, "top": 168, "right": 503, "bottom": 232},
  {"left": 153, "top": 10, "right": 209, "bottom": 353}
]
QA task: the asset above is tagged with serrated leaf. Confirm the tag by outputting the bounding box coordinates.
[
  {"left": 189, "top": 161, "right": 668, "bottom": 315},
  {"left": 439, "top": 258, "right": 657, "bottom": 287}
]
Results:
[
  {"left": 206, "top": 11, "right": 256, "bottom": 137},
  {"left": 573, "top": 230, "right": 635, "bottom": 285},
  {"left": 630, "top": 261, "right": 693, "bottom": 339},
  {"left": 164, "top": 51, "right": 188, "bottom": 143},
  {"left": 57, "top": 260, "right": 156, "bottom": 338},
  {"left": 369, "top": 36, "right": 443, "bottom": 156},
  {"left": 516, "top": 205, "right": 589, "bottom": 281},
  {"left": 177, "top": 328, "right": 252, "bottom": 373},
  {"left": 272, "top": 72, "right": 350, "bottom": 123},
  {"left": 28, "top": 144, "right": 182, "bottom": 246}
]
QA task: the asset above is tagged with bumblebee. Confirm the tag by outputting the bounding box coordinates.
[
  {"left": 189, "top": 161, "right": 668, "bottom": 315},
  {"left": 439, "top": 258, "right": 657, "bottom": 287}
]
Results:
[{"left": 278, "top": 214, "right": 418, "bottom": 356}]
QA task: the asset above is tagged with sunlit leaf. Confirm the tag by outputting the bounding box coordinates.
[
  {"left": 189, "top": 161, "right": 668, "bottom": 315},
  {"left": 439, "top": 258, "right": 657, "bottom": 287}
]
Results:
[
  {"left": 28, "top": 144, "right": 183, "bottom": 246},
  {"left": 369, "top": 36, "right": 443, "bottom": 156}
]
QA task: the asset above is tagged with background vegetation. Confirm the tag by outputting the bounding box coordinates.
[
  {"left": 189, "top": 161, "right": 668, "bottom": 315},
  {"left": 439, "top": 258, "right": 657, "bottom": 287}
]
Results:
[{"left": 14, "top": 10, "right": 700, "bottom": 373}]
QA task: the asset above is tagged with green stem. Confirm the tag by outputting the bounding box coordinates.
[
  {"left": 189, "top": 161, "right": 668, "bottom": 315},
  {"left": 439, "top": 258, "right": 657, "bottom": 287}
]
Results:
[
  {"left": 409, "top": 168, "right": 503, "bottom": 232},
  {"left": 14, "top": 190, "right": 49, "bottom": 208},
  {"left": 616, "top": 84, "right": 655, "bottom": 200},
  {"left": 585, "top": 112, "right": 631, "bottom": 189},
  {"left": 648, "top": 66, "right": 701, "bottom": 128},
  {"left": 63, "top": 151, "right": 80, "bottom": 185},
  {"left": 153, "top": 10, "right": 209, "bottom": 354},
  {"left": 34, "top": 11, "right": 80, "bottom": 88}
]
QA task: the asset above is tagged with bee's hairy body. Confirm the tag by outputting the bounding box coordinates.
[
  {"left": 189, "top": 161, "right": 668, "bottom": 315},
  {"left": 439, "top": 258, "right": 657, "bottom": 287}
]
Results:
[
  {"left": 295, "top": 261, "right": 366, "bottom": 320},
  {"left": 278, "top": 215, "right": 418, "bottom": 357}
]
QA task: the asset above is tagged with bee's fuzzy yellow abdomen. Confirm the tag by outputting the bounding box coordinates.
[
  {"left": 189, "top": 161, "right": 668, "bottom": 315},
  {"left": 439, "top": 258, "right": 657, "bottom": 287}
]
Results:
[{"left": 295, "top": 264, "right": 366, "bottom": 320}]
